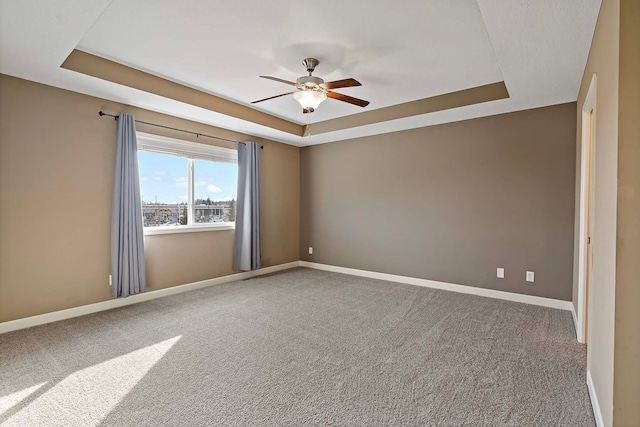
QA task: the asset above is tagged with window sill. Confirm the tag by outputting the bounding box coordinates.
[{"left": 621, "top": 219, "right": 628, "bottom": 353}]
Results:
[{"left": 144, "top": 223, "right": 235, "bottom": 236}]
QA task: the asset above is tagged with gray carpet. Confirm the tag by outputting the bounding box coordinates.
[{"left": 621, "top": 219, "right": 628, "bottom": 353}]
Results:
[{"left": 0, "top": 268, "right": 594, "bottom": 426}]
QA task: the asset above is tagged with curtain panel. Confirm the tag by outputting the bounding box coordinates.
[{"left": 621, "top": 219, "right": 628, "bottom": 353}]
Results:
[
  {"left": 233, "top": 141, "right": 262, "bottom": 271},
  {"left": 111, "top": 113, "right": 146, "bottom": 297}
]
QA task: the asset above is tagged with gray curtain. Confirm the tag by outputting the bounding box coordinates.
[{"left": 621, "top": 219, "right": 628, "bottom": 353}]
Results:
[
  {"left": 111, "top": 113, "right": 146, "bottom": 298},
  {"left": 233, "top": 141, "right": 262, "bottom": 271}
]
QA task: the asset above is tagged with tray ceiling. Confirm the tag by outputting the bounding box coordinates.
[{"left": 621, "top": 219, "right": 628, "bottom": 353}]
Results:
[{"left": 0, "top": 0, "right": 600, "bottom": 146}]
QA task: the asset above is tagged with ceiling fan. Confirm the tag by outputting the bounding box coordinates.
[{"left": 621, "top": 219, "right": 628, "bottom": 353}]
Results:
[{"left": 251, "top": 58, "right": 370, "bottom": 113}]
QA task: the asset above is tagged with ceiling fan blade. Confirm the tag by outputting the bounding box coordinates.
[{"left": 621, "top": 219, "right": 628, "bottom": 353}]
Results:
[
  {"left": 326, "top": 91, "right": 370, "bottom": 107},
  {"left": 259, "top": 76, "right": 298, "bottom": 86},
  {"left": 320, "top": 78, "right": 362, "bottom": 90},
  {"left": 251, "top": 92, "right": 295, "bottom": 104}
]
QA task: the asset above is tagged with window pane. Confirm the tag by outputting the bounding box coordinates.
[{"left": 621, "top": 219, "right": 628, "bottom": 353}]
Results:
[
  {"left": 193, "top": 159, "right": 237, "bottom": 223},
  {"left": 138, "top": 151, "right": 188, "bottom": 227}
]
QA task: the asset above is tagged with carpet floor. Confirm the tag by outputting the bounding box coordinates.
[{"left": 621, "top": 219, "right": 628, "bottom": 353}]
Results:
[{"left": 0, "top": 267, "right": 594, "bottom": 426}]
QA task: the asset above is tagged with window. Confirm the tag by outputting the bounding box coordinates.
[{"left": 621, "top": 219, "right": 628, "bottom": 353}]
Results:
[{"left": 137, "top": 132, "right": 238, "bottom": 234}]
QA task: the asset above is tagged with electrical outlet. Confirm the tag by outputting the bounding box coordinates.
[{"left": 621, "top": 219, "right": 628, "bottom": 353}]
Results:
[
  {"left": 308, "top": 247, "right": 313, "bottom": 255},
  {"left": 497, "top": 268, "right": 504, "bottom": 278},
  {"left": 109, "top": 275, "right": 112, "bottom": 287},
  {"left": 526, "top": 271, "right": 535, "bottom": 282}
]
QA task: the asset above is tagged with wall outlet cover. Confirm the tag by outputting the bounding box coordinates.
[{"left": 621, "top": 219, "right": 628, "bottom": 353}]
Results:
[
  {"left": 308, "top": 247, "right": 313, "bottom": 255},
  {"left": 526, "top": 271, "right": 535, "bottom": 282},
  {"left": 497, "top": 268, "right": 505, "bottom": 278}
]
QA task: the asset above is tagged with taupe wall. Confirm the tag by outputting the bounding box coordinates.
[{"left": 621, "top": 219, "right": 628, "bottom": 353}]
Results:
[
  {"left": 301, "top": 103, "right": 577, "bottom": 301},
  {"left": 613, "top": 0, "right": 640, "bottom": 424},
  {"left": 0, "top": 74, "right": 300, "bottom": 322},
  {"left": 572, "top": 1, "right": 620, "bottom": 425}
]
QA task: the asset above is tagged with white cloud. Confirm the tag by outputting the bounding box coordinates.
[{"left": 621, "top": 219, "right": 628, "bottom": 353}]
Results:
[
  {"left": 178, "top": 195, "right": 188, "bottom": 200},
  {"left": 215, "top": 196, "right": 233, "bottom": 201},
  {"left": 154, "top": 177, "right": 162, "bottom": 181},
  {"left": 174, "top": 176, "right": 188, "bottom": 188},
  {"left": 174, "top": 178, "right": 209, "bottom": 189},
  {"left": 141, "top": 176, "right": 149, "bottom": 181},
  {"left": 153, "top": 171, "right": 166, "bottom": 176},
  {"left": 207, "top": 184, "right": 222, "bottom": 193}
]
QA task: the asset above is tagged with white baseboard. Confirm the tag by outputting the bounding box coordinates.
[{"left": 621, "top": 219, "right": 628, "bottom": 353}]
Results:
[
  {"left": 587, "top": 371, "right": 605, "bottom": 427},
  {"left": 299, "top": 261, "right": 573, "bottom": 311},
  {"left": 0, "top": 261, "right": 299, "bottom": 335},
  {"left": 570, "top": 303, "right": 579, "bottom": 338},
  {"left": 0, "top": 260, "right": 575, "bottom": 334}
]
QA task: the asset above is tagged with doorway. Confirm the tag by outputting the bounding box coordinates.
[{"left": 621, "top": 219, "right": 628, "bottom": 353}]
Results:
[{"left": 577, "top": 74, "right": 597, "bottom": 344}]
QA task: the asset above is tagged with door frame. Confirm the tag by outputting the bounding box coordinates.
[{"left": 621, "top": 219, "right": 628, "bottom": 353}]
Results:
[{"left": 577, "top": 74, "right": 597, "bottom": 344}]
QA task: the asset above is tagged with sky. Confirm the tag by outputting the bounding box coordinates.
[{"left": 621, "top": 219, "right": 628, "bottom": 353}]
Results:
[{"left": 138, "top": 151, "right": 237, "bottom": 204}]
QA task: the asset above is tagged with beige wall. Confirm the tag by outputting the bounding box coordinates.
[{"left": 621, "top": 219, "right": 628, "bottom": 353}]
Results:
[
  {"left": 613, "top": 0, "right": 640, "bottom": 424},
  {"left": 0, "top": 74, "right": 300, "bottom": 322},
  {"left": 572, "top": 1, "right": 620, "bottom": 425},
  {"left": 301, "top": 103, "right": 577, "bottom": 301}
]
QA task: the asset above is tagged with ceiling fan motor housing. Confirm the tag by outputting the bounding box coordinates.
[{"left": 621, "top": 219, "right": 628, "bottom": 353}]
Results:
[
  {"left": 296, "top": 75, "right": 324, "bottom": 88},
  {"left": 298, "top": 58, "right": 324, "bottom": 88}
]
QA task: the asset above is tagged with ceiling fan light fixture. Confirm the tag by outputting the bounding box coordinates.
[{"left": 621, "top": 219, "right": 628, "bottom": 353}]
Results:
[{"left": 293, "top": 90, "right": 327, "bottom": 111}]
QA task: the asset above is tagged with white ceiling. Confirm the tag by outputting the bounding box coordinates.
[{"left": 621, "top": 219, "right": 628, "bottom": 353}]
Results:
[{"left": 0, "top": 0, "right": 600, "bottom": 146}]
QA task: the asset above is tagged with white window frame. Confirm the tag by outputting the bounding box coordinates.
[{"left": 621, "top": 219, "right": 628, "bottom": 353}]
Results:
[{"left": 137, "top": 132, "right": 238, "bottom": 235}]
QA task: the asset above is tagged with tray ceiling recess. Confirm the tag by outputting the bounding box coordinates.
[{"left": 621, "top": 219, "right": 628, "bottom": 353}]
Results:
[
  {"left": 61, "top": 49, "right": 508, "bottom": 138},
  {"left": 0, "top": 0, "right": 600, "bottom": 146}
]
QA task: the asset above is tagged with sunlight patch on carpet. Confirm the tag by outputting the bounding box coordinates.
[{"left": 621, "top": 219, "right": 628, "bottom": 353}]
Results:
[
  {"left": 0, "top": 382, "right": 47, "bottom": 416},
  {"left": 4, "top": 336, "right": 181, "bottom": 426}
]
